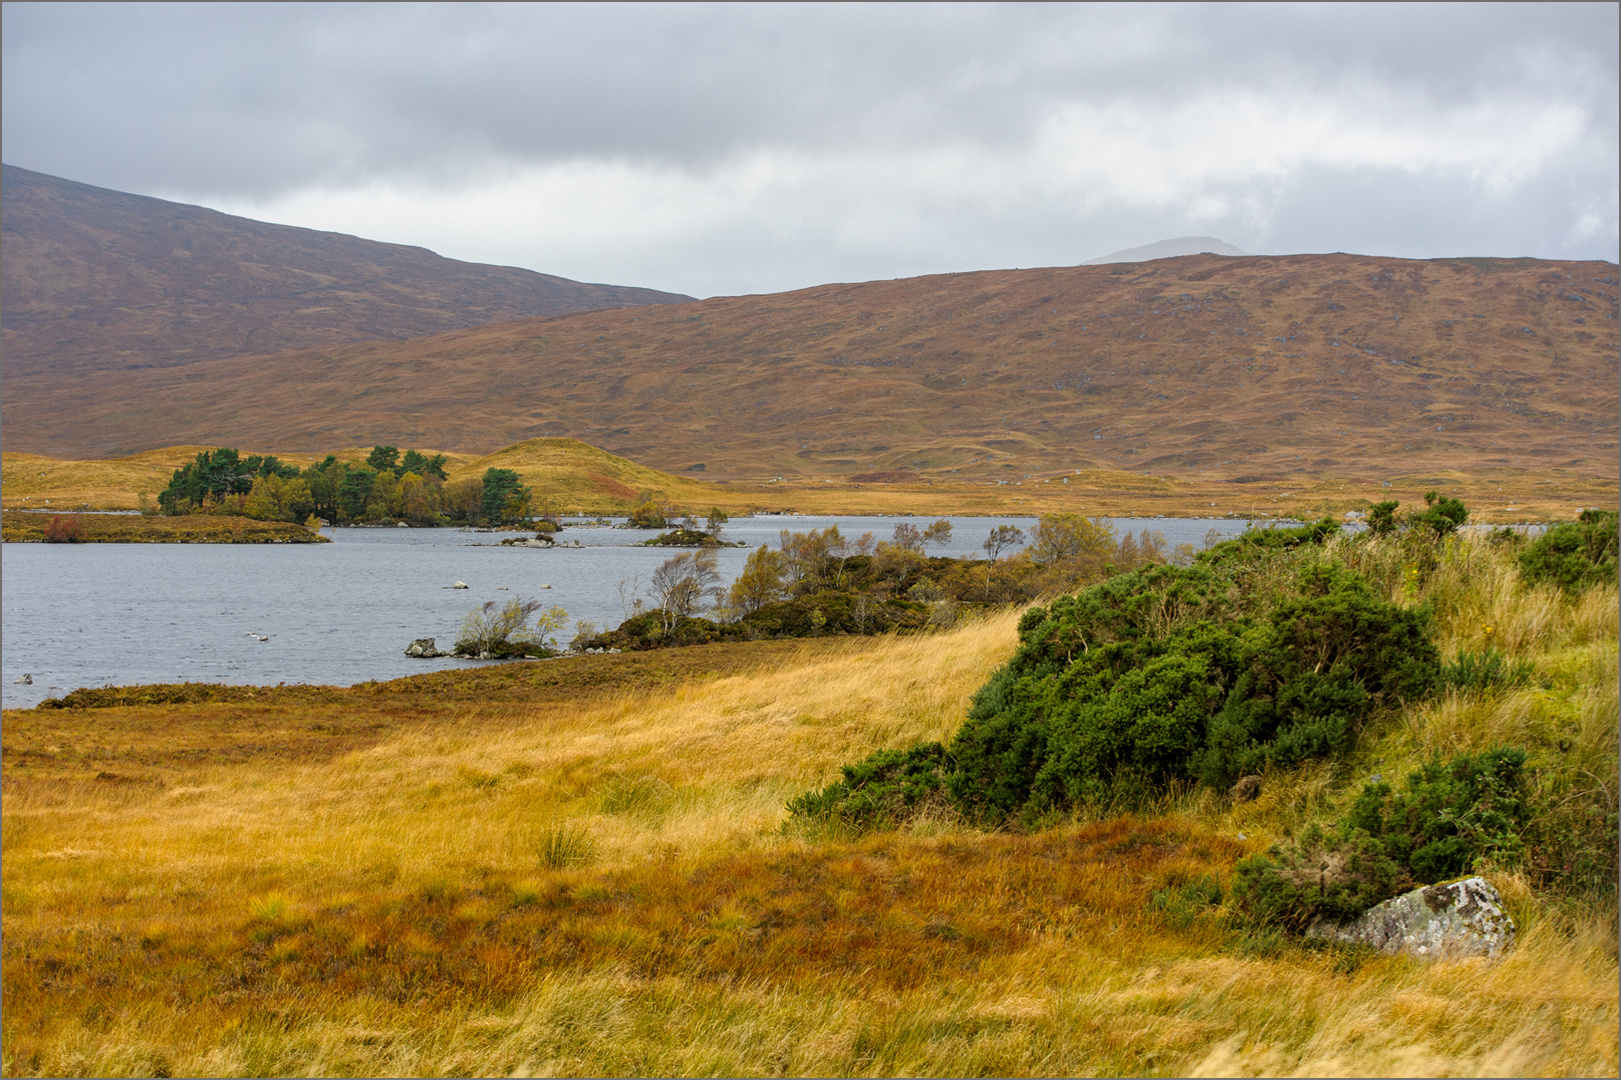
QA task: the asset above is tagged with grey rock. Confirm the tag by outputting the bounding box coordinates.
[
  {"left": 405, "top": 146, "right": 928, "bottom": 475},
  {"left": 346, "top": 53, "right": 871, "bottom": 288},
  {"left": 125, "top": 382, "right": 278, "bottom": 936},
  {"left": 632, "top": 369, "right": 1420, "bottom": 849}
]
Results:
[
  {"left": 448, "top": 581, "right": 469, "bottom": 589},
  {"left": 1307, "top": 876, "right": 1514, "bottom": 960},
  {"left": 14, "top": 673, "right": 32, "bottom": 685},
  {"left": 405, "top": 638, "right": 447, "bottom": 658}
]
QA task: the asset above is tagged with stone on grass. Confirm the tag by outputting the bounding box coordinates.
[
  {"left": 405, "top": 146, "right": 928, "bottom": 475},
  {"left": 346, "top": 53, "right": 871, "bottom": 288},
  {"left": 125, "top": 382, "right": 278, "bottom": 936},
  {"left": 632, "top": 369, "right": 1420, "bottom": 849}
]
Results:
[{"left": 1307, "top": 876, "right": 1514, "bottom": 960}]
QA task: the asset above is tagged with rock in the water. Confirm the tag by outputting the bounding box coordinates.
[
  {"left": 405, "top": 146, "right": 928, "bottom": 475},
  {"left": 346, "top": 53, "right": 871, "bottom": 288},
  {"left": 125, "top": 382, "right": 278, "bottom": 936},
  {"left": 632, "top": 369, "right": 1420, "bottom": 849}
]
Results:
[
  {"left": 448, "top": 581, "right": 469, "bottom": 589},
  {"left": 1307, "top": 876, "right": 1514, "bottom": 960},
  {"left": 14, "top": 673, "right": 32, "bottom": 685},
  {"left": 405, "top": 638, "right": 447, "bottom": 658}
]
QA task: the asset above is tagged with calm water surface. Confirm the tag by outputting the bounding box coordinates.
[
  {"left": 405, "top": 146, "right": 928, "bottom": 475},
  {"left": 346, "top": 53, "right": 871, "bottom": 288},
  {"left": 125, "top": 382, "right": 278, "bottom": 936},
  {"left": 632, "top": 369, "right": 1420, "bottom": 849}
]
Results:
[{"left": 1, "top": 515, "right": 1254, "bottom": 709}]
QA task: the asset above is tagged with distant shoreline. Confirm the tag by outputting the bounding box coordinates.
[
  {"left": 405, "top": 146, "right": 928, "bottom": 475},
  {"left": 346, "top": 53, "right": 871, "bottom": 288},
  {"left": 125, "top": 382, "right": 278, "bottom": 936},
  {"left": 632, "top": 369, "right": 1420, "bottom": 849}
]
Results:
[{"left": 0, "top": 511, "right": 327, "bottom": 544}]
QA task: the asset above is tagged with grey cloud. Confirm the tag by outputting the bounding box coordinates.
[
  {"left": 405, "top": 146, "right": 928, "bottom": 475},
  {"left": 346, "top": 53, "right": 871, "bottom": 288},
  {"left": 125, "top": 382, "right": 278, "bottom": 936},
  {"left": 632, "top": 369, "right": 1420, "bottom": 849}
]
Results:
[
  {"left": 4, "top": 3, "right": 1614, "bottom": 195},
  {"left": 2, "top": 2, "right": 1614, "bottom": 292}
]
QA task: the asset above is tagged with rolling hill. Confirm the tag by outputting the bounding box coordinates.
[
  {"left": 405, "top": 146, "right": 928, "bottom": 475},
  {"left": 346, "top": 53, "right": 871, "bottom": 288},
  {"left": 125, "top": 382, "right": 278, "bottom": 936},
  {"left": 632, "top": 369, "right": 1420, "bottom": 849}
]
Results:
[
  {"left": 0, "top": 164, "right": 692, "bottom": 379},
  {"left": 4, "top": 253, "right": 1614, "bottom": 504}
]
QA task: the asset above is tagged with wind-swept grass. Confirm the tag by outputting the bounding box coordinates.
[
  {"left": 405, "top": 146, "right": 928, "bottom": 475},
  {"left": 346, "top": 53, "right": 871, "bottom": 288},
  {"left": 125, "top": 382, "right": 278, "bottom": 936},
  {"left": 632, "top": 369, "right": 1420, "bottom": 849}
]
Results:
[{"left": 3, "top": 535, "right": 1615, "bottom": 1076}]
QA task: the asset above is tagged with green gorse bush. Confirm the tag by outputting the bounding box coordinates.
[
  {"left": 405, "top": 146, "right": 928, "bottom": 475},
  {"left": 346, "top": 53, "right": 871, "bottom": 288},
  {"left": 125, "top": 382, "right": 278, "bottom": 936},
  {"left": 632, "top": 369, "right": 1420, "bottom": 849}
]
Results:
[
  {"left": 1231, "top": 747, "right": 1529, "bottom": 928},
  {"left": 1518, "top": 508, "right": 1619, "bottom": 594}
]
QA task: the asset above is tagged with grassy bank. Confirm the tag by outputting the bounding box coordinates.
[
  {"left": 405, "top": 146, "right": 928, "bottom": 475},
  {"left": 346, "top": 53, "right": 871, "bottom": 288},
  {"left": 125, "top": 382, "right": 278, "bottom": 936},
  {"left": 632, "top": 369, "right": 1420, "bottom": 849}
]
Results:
[
  {"left": 0, "top": 511, "right": 326, "bottom": 544},
  {"left": 2, "top": 534, "right": 1615, "bottom": 1075},
  {"left": 5, "top": 441, "right": 1614, "bottom": 522}
]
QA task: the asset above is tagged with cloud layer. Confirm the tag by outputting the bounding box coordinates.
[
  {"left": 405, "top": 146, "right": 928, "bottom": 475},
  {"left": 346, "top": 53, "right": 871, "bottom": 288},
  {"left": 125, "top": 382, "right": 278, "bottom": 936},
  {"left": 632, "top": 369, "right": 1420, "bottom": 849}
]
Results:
[{"left": 4, "top": 3, "right": 1616, "bottom": 296}]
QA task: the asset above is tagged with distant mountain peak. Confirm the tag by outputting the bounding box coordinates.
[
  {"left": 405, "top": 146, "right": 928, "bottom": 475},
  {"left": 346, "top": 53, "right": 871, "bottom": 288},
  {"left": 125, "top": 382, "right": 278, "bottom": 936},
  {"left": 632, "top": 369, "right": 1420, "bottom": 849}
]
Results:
[{"left": 1083, "top": 236, "right": 1252, "bottom": 265}]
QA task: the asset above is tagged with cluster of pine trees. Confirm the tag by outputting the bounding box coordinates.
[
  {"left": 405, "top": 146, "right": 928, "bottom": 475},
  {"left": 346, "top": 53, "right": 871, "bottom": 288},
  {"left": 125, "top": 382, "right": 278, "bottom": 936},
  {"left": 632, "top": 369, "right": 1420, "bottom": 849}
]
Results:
[{"left": 156, "top": 446, "right": 531, "bottom": 527}]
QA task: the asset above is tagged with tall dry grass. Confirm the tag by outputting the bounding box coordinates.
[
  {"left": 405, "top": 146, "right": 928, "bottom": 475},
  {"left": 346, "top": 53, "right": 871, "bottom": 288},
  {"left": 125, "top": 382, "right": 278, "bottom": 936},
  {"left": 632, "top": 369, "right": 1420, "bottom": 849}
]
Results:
[
  {"left": 6, "top": 612, "right": 1019, "bottom": 892},
  {"left": 4, "top": 535, "right": 1617, "bottom": 1077}
]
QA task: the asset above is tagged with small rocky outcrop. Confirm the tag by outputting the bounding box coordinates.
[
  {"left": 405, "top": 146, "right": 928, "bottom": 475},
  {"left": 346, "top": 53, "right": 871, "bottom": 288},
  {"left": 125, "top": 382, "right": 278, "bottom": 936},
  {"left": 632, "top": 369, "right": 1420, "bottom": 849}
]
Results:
[
  {"left": 447, "top": 581, "right": 469, "bottom": 589},
  {"left": 405, "top": 638, "right": 448, "bottom": 658},
  {"left": 642, "top": 527, "right": 744, "bottom": 547},
  {"left": 1307, "top": 876, "right": 1514, "bottom": 960}
]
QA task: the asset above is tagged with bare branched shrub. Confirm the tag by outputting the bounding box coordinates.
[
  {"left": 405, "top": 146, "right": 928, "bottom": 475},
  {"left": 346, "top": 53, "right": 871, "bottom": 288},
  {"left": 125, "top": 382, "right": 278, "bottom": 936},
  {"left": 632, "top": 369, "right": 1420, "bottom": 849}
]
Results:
[
  {"left": 454, "top": 597, "right": 568, "bottom": 657},
  {"left": 568, "top": 620, "right": 600, "bottom": 653},
  {"left": 649, "top": 549, "right": 721, "bottom": 635}
]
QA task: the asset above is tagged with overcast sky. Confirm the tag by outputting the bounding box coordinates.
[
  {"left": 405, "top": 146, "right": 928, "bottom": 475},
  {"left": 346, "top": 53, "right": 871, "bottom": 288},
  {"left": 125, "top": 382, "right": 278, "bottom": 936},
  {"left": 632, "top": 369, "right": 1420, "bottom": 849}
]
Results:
[{"left": 4, "top": 2, "right": 1617, "bottom": 297}]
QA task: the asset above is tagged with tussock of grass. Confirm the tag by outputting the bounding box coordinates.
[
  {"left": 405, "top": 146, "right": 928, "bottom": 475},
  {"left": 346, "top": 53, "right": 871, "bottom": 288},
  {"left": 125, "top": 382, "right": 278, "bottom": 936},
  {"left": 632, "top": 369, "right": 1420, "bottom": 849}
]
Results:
[{"left": 3, "top": 537, "right": 1616, "bottom": 1076}]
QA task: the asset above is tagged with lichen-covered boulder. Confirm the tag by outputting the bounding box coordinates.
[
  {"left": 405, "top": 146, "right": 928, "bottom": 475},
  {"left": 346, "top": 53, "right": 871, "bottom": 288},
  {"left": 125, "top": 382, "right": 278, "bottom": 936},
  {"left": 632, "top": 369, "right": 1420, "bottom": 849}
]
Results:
[{"left": 1307, "top": 876, "right": 1514, "bottom": 960}]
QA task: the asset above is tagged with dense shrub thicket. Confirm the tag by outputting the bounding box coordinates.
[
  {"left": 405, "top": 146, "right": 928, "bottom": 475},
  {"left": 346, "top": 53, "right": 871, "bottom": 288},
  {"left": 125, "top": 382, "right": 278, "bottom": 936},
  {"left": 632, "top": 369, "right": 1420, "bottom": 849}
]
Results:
[
  {"left": 949, "top": 556, "right": 1437, "bottom": 821},
  {"left": 586, "top": 593, "right": 934, "bottom": 651},
  {"left": 792, "top": 520, "right": 1441, "bottom": 829},
  {"left": 786, "top": 743, "right": 953, "bottom": 831},
  {"left": 1231, "top": 747, "right": 1529, "bottom": 927},
  {"left": 1518, "top": 508, "right": 1619, "bottom": 594},
  {"left": 790, "top": 502, "right": 1617, "bottom": 935},
  {"left": 582, "top": 516, "right": 1181, "bottom": 652}
]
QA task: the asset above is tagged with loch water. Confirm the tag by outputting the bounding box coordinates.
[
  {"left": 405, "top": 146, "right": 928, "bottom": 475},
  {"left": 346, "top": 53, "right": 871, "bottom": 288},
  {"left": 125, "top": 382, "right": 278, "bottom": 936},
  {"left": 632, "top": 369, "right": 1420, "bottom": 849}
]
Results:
[{"left": 0, "top": 515, "right": 1257, "bottom": 709}]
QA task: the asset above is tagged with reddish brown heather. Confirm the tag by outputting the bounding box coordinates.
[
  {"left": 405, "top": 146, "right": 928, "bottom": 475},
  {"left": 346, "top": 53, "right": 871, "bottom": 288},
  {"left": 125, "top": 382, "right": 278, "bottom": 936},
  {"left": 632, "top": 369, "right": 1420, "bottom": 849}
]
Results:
[
  {"left": 0, "top": 163, "right": 692, "bottom": 380},
  {"left": 4, "top": 254, "right": 1614, "bottom": 498}
]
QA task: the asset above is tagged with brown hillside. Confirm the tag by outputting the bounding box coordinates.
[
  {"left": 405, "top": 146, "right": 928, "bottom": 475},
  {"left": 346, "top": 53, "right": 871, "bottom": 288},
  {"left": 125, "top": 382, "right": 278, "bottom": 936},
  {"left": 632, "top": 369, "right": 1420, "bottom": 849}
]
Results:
[
  {"left": 0, "top": 164, "right": 692, "bottom": 378},
  {"left": 3, "top": 254, "right": 1615, "bottom": 497}
]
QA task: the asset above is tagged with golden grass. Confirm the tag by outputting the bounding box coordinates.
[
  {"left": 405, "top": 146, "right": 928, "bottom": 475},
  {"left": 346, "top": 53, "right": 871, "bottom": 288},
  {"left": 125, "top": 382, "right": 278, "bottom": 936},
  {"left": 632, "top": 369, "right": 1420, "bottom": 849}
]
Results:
[
  {"left": 439, "top": 437, "right": 766, "bottom": 516},
  {"left": 0, "top": 511, "right": 326, "bottom": 544},
  {"left": 6, "top": 439, "right": 1612, "bottom": 521},
  {"left": 3, "top": 543, "right": 1616, "bottom": 1076},
  {"left": 0, "top": 446, "right": 342, "bottom": 512}
]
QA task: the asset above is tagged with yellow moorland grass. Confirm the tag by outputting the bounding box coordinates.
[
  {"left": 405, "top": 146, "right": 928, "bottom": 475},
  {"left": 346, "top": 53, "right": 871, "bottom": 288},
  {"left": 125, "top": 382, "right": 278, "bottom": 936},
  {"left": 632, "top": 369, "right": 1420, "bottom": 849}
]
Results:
[
  {"left": 6, "top": 439, "right": 1611, "bottom": 521},
  {"left": 2, "top": 538, "right": 1617, "bottom": 1076},
  {"left": 0, "top": 510, "right": 326, "bottom": 544}
]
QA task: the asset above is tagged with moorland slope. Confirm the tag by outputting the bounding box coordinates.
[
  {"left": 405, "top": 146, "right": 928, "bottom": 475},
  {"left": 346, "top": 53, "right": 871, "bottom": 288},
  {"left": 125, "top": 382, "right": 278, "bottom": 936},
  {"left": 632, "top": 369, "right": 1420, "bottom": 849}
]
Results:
[
  {"left": 0, "top": 164, "right": 692, "bottom": 379},
  {"left": 4, "top": 253, "right": 1614, "bottom": 501}
]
